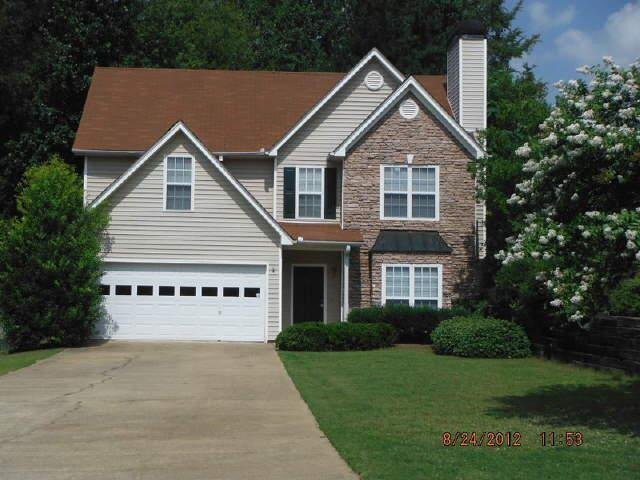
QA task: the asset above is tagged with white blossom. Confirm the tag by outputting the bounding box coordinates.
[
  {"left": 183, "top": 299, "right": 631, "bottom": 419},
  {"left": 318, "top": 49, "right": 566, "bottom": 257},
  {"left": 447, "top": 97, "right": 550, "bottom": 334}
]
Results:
[{"left": 515, "top": 144, "right": 532, "bottom": 158}]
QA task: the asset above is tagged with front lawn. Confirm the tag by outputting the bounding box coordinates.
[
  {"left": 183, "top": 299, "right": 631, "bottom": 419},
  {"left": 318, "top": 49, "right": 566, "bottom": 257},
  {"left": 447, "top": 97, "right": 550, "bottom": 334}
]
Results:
[
  {"left": 280, "top": 346, "right": 639, "bottom": 479},
  {"left": 0, "top": 348, "right": 61, "bottom": 376}
]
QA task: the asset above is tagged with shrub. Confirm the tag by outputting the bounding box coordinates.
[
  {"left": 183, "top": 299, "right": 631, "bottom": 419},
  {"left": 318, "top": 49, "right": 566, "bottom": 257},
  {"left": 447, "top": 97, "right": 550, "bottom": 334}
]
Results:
[
  {"left": 0, "top": 158, "right": 109, "bottom": 351},
  {"left": 608, "top": 276, "right": 640, "bottom": 316},
  {"left": 347, "top": 304, "right": 469, "bottom": 343},
  {"left": 431, "top": 316, "right": 531, "bottom": 358},
  {"left": 276, "top": 322, "right": 396, "bottom": 351}
]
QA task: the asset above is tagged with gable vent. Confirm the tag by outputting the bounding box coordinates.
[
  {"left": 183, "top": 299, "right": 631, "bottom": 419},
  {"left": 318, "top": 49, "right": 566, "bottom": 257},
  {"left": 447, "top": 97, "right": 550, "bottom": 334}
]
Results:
[
  {"left": 365, "top": 70, "right": 384, "bottom": 91},
  {"left": 399, "top": 99, "right": 419, "bottom": 119}
]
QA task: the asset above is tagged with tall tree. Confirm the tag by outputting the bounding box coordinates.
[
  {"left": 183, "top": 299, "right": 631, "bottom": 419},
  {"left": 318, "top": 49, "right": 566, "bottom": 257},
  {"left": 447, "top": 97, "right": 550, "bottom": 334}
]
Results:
[
  {"left": 0, "top": 0, "right": 141, "bottom": 216},
  {"left": 341, "top": 0, "right": 537, "bottom": 72},
  {"left": 478, "top": 66, "right": 549, "bottom": 278},
  {"left": 126, "top": 0, "right": 256, "bottom": 69},
  {"left": 241, "top": 0, "right": 351, "bottom": 71}
]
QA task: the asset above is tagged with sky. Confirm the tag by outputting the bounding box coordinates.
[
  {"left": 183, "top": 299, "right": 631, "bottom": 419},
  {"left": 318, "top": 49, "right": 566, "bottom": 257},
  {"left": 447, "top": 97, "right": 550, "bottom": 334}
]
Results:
[{"left": 506, "top": 0, "right": 640, "bottom": 101}]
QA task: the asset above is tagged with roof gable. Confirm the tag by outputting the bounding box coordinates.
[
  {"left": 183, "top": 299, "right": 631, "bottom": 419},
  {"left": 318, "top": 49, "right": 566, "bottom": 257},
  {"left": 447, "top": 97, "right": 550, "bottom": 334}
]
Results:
[
  {"left": 332, "top": 77, "right": 485, "bottom": 159},
  {"left": 91, "top": 121, "right": 293, "bottom": 245},
  {"left": 268, "top": 48, "right": 405, "bottom": 155}
]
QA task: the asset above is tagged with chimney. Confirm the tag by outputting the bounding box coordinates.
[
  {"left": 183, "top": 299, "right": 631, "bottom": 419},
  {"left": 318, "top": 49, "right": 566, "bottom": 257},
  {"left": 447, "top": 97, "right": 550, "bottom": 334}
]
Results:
[{"left": 447, "top": 20, "right": 488, "bottom": 134}]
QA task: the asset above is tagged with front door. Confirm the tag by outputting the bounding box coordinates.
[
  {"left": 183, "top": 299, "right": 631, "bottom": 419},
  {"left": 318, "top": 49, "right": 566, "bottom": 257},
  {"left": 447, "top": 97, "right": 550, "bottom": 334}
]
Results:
[{"left": 293, "top": 266, "right": 324, "bottom": 323}]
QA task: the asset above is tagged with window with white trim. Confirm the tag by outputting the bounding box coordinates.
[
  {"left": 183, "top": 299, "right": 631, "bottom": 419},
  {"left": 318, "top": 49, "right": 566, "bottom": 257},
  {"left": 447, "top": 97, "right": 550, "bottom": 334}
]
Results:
[
  {"left": 381, "top": 166, "right": 438, "bottom": 220},
  {"left": 166, "top": 156, "right": 193, "bottom": 210},
  {"left": 297, "top": 167, "right": 323, "bottom": 218},
  {"left": 383, "top": 264, "right": 441, "bottom": 308}
]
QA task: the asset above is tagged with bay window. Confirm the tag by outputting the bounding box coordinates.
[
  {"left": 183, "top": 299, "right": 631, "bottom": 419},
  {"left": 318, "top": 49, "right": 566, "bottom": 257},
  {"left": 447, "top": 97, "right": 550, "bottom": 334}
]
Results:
[{"left": 382, "top": 264, "right": 442, "bottom": 308}]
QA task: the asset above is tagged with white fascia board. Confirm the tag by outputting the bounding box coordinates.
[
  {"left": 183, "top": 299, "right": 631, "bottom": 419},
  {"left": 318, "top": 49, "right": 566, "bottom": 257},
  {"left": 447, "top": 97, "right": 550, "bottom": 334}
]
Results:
[
  {"left": 90, "top": 121, "right": 293, "bottom": 246},
  {"left": 73, "top": 149, "right": 145, "bottom": 157},
  {"left": 332, "top": 77, "right": 485, "bottom": 160},
  {"left": 268, "top": 48, "right": 405, "bottom": 156}
]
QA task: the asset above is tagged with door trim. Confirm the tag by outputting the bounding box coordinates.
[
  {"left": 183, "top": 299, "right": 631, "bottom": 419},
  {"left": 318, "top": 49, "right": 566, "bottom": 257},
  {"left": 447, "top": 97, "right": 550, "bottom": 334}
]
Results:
[{"left": 290, "top": 264, "right": 327, "bottom": 324}]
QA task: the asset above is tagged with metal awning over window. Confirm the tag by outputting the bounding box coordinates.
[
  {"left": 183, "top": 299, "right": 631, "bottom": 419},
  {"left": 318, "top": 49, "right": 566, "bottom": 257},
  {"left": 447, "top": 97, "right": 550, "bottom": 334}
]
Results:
[{"left": 371, "top": 230, "right": 452, "bottom": 253}]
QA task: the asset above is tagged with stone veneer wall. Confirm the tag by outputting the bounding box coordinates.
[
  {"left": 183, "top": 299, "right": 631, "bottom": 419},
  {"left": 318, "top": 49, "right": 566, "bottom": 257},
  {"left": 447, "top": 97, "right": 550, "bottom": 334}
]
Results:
[{"left": 343, "top": 94, "right": 479, "bottom": 309}]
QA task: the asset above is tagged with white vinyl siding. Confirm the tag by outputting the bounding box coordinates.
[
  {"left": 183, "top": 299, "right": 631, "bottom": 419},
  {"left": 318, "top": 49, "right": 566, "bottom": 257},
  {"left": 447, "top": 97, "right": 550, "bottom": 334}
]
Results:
[
  {"left": 224, "top": 158, "right": 274, "bottom": 214},
  {"left": 85, "top": 156, "right": 136, "bottom": 204},
  {"left": 460, "top": 37, "right": 487, "bottom": 132},
  {"left": 382, "top": 264, "right": 442, "bottom": 308},
  {"left": 381, "top": 166, "right": 439, "bottom": 220},
  {"left": 446, "top": 40, "right": 460, "bottom": 121},
  {"left": 276, "top": 58, "right": 401, "bottom": 222},
  {"left": 102, "top": 132, "right": 282, "bottom": 340}
]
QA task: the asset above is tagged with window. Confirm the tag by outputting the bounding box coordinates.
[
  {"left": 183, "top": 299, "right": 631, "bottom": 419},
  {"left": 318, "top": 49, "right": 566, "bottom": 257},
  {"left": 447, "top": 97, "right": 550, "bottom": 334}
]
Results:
[
  {"left": 159, "top": 286, "right": 175, "bottom": 296},
  {"left": 414, "top": 267, "right": 439, "bottom": 308},
  {"left": 381, "top": 166, "right": 438, "bottom": 220},
  {"left": 383, "top": 264, "right": 441, "bottom": 308},
  {"left": 244, "top": 287, "right": 260, "bottom": 298},
  {"left": 165, "top": 156, "right": 193, "bottom": 210},
  {"left": 223, "top": 287, "right": 240, "bottom": 297},
  {"left": 115, "top": 285, "right": 132, "bottom": 296},
  {"left": 297, "top": 167, "right": 323, "bottom": 218},
  {"left": 384, "top": 266, "right": 410, "bottom": 305},
  {"left": 202, "top": 287, "right": 218, "bottom": 297},
  {"left": 180, "top": 286, "right": 196, "bottom": 297},
  {"left": 100, "top": 284, "right": 110, "bottom": 295},
  {"left": 137, "top": 285, "right": 153, "bottom": 296}
]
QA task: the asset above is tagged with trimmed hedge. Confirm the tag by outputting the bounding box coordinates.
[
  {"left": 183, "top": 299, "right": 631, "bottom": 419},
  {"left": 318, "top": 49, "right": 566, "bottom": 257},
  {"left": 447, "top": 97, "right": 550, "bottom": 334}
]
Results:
[
  {"left": 431, "top": 316, "right": 531, "bottom": 358},
  {"left": 608, "top": 276, "right": 640, "bottom": 316},
  {"left": 347, "top": 304, "right": 469, "bottom": 343},
  {"left": 276, "top": 322, "right": 397, "bottom": 351}
]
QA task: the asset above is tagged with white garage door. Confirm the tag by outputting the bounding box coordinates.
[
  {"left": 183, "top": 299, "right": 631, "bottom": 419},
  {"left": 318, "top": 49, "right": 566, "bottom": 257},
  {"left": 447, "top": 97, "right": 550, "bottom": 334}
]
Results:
[{"left": 96, "top": 263, "right": 266, "bottom": 342}]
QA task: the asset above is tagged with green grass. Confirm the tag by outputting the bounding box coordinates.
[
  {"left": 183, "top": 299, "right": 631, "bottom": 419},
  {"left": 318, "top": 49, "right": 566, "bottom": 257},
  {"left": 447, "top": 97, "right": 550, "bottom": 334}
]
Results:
[
  {"left": 280, "top": 346, "right": 640, "bottom": 480},
  {"left": 0, "top": 348, "right": 61, "bottom": 376}
]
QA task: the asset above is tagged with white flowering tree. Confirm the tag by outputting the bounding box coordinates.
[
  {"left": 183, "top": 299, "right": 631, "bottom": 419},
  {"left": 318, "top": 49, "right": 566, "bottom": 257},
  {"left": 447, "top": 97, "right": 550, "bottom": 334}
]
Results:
[{"left": 496, "top": 57, "right": 640, "bottom": 326}]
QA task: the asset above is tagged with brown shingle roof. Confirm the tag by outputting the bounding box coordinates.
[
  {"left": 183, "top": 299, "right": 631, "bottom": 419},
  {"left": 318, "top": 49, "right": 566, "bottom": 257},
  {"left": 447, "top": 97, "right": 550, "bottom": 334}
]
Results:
[
  {"left": 280, "top": 223, "right": 363, "bottom": 243},
  {"left": 73, "top": 67, "right": 450, "bottom": 154},
  {"left": 414, "top": 75, "right": 452, "bottom": 116}
]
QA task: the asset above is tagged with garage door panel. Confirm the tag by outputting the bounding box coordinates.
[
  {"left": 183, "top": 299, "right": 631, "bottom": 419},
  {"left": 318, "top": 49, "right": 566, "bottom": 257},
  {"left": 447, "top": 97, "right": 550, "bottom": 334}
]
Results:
[{"left": 97, "top": 263, "right": 266, "bottom": 341}]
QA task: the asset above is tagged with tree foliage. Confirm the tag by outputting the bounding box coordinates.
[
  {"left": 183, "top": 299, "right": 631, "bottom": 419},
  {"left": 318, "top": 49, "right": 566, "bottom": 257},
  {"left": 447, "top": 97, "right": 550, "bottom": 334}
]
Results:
[
  {"left": 476, "top": 66, "right": 549, "bottom": 273},
  {"left": 0, "top": 0, "right": 141, "bottom": 216},
  {"left": 0, "top": 158, "right": 109, "bottom": 351},
  {"left": 497, "top": 59, "right": 640, "bottom": 325}
]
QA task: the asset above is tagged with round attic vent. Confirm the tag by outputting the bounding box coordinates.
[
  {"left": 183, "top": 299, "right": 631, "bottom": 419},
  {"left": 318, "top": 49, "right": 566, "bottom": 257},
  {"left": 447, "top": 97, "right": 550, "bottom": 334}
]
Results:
[
  {"left": 365, "top": 70, "right": 383, "bottom": 91},
  {"left": 400, "top": 99, "right": 419, "bottom": 119}
]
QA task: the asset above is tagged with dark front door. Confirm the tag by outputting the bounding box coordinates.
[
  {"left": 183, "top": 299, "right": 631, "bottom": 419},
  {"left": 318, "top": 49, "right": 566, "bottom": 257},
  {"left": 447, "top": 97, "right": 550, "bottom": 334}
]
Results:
[{"left": 293, "top": 266, "right": 324, "bottom": 323}]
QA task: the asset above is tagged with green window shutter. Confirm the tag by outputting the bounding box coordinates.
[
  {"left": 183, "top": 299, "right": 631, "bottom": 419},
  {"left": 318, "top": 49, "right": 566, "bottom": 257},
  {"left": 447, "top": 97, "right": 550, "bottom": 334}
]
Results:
[
  {"left": 324, "top": 167, "right": 337, "bottom": 219},
  {"left": 283, "top": 167, "right": 296, "bottom": 219}
]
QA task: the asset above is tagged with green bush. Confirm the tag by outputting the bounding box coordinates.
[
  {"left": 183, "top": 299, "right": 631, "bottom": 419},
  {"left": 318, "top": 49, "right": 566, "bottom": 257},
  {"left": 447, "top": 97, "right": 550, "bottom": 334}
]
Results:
[
  {"left": 608, "top": 276, "right": 640, "bottom": 316},
  {"left": 347, "top": 304, "right": 469, "bottom": 343},
  {"left": 0, "top": 158, "right": 109, "bottom": 352},
  {"left": 431, "top": 316, "right": 531, "bottom": 358},
  {"left": 276, "top": 322, "right": 396, "bottom": 351}
]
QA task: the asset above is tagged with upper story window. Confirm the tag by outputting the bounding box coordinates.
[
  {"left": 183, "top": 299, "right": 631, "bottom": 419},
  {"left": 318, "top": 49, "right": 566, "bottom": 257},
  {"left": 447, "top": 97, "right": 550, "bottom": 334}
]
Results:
[
  {"left": 383, "top": 264, "right": 441, "bottom": 309},
  {"left": 283, "top": 166, "right": 337, "bottom": 220},
  {"left": 381, "top": 165, "right": 438, "bottom": 220},
  {"left": 297, "top": 167, "right": 324, "bottom": 218},
  {"left": 165, "top": 156, "right": 193, "bottom": 210}
]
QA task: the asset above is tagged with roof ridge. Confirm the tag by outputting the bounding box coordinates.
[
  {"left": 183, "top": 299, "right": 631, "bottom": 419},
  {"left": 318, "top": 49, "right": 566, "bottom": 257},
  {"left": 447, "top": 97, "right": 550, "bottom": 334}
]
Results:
[{"left": 94, "top": 66, "right": 346, "bottom": 75}]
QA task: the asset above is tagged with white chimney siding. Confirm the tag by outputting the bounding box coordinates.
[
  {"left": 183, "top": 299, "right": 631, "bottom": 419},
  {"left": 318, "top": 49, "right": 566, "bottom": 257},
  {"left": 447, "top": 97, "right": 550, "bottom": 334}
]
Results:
[
  {"left": 447, "top": 36, "right": 487, "bottom": 133},
  {"left": 447, "top": 28, "right": 488, "bottom": 260}
]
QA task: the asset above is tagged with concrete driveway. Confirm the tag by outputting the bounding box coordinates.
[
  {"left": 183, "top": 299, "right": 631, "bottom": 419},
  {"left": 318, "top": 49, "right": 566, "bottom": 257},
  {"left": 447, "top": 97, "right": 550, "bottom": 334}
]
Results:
[{"left": 0, "top": 342, "right": 356, "bottom": 480}]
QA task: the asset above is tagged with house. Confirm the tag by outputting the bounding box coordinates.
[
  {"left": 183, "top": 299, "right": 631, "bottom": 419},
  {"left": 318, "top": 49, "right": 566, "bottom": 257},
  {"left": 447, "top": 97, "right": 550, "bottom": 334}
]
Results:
[{"left": 74, "top": 22, "right": 487, "bottom": 342}]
